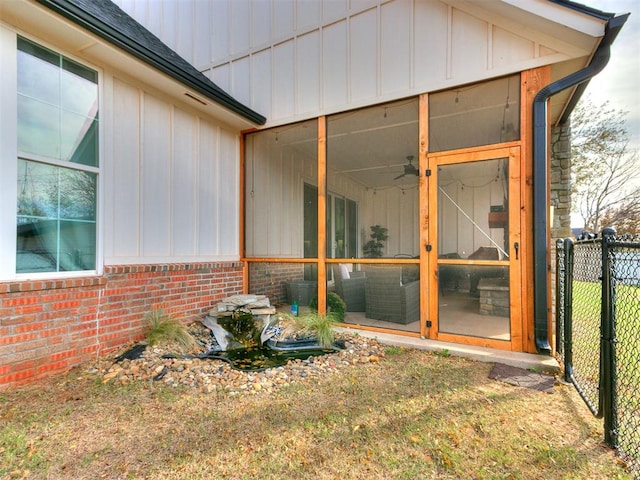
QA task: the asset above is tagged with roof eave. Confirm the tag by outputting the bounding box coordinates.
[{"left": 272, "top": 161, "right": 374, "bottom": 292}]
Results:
[
  {"left": 36, "top": 0, "right": 266, "bottom": 126},
  {"left": 550, "top": 1, "right": 629, "bottom": 123}
]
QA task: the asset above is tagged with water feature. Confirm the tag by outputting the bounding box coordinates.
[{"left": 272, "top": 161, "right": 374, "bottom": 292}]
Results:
[
  {"left": 200, "top": 344, "right": 339, "bottom": 372},
  {"left": 115, "top": 295, "right": 341, "bottom": 372},
  {"left": 195, "top": 294, "right": 342, "bottom": 371}
]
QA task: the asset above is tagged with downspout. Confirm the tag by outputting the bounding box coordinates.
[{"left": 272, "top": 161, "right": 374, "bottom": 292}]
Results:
[{"left": 532, "top": 13, "right": 628, "bottom": 353}]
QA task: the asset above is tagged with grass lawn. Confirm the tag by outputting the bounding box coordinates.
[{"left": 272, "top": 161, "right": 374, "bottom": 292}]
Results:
[
  {"left": 568, "top": 280, "right": 640, "bottom": 477},
  {"left": 569, "top": 281, "right": 639, "bottom": 388},
  {"left": 0, "top": 347, "right": 632, "bottom": 480}
]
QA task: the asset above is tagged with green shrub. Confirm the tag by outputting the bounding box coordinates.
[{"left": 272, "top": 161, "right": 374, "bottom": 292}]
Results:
[{"left": 309, "top": 292, "right": 346, "bottom": 322}]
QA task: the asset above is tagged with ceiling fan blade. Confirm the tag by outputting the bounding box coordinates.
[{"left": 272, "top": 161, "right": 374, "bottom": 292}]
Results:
[{"left": 394, "top": 173, "right": 405, "bottom": 180}]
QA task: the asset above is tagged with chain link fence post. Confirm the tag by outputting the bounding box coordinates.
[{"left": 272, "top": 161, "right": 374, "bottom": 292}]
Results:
[
  {"left": 601, "top": 227, "right": 618, "bottom": 448},
  {"left": 558, "top": 238, "right": 575, "bottom": 383}
]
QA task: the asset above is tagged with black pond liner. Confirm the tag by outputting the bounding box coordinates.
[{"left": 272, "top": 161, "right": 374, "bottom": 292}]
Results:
[
  {"left": 212, "top": 338, "right": 346, "bottom": 372},
  {"left": 199, "top": 344, "right": 342, "bottom": 372},
  {"left": 116, "top": 339, "right": 343, "bottom": 373},
  {"left": 266, "top": 337, "right": 346, "bottom": 351},
  {"left": 114, "top": 344, "right": 147, "bottom": 362}
]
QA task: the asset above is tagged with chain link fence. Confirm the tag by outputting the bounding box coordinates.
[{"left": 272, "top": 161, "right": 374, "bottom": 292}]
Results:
[
  {"left": 610, "top": 234, "right": 640, "bottom": 476},
  {"left": 556, "top": 230, "right": 640, "bottom": 479}
]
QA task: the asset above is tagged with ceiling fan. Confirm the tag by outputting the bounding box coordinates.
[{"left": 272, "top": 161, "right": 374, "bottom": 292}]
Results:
[{"left": 394, "top": 155, "right": 419, "bottom": 180}]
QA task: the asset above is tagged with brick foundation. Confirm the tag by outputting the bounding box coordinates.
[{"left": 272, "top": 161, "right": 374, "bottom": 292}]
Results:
[
  {"left": 248, "top": 262, "right": 305, "bottom": 305},
  {"left": 0, "top": 262, "right": 243, "bottom": 389}
]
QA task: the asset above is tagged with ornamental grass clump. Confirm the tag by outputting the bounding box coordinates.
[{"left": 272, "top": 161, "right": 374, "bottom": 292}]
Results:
[
  {"left": 300, "top": 311, "right": 338, "bottom": 348},
  {"left": 145, "top": 308, "right": 197, "bottom": 352},
  {"left": 277, "top": 311, "right": 338, "bottom": 349}
]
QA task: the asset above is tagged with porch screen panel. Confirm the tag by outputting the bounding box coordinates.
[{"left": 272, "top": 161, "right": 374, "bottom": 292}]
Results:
[
  {"left": 248, "top": 261, "right": 318, "bottom": 311},
  {"left": 326, "top": 98, "right": 420, "bottom": 260},
  {"left": 326, "top": 98, "right": 420, "bottom": 334},
  {"left": 437, "top": 158, "right": 511, "bottom": 340},
  {"left": 244, "top": 119, "right": 317, "bottom": 258},
  {"left": 429, "top": 74, "right": 520, "bottom": 152}
]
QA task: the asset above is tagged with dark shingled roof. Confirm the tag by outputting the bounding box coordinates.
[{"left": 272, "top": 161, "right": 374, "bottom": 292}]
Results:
[{"left": 36, "top": 0, "right": 266, "bottom": 125}]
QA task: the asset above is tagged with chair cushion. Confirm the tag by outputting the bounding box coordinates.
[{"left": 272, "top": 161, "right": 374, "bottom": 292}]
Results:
[{"left": 339, "top": 263, "right": 351, "bottom": 279}]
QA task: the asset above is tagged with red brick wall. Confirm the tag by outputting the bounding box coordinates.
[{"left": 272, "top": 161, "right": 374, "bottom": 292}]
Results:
[
  {"left": 0, "top": 262, "right": 243, "bottom": 389},
  {"left": 248, "top": 262, "right": 304, "bottom": 305}
]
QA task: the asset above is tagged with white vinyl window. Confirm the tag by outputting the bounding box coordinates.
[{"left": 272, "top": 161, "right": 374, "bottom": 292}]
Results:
[{"left": 14, "top": 36, "right": 99, "bottom": 275}]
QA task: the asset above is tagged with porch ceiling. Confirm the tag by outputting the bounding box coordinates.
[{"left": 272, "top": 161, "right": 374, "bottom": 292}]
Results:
[{"left": 328, "top": 101, "right": 420, "bottom": 190}]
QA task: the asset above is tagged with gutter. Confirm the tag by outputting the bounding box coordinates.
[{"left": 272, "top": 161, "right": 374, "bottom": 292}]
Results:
[{"left": 532, "top": 11, "right": 628, "bottom": 353}]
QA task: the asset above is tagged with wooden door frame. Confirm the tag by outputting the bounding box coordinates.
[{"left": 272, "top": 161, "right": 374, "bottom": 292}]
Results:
[{"left": 423, "top": 145, "right": 523, "bottom": 351}]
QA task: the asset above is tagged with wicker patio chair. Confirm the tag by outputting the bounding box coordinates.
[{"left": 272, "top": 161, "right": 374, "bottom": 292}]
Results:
[
  {"left": 364, "top": 265, "right": 419, "bottom": 325},
  {"left": 332, "top": 264, "right": 366, "bottom": 312}
]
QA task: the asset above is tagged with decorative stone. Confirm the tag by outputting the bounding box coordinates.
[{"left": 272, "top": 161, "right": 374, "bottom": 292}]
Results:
[
  {"left": 250, "top": 307, "right": 277, "bottom": 315},
  {"left": 478, "top": 278, "right": 510, "bottom": 317},
  {"left": 224, "top": 294, "right": 268, "bottom": 307}
]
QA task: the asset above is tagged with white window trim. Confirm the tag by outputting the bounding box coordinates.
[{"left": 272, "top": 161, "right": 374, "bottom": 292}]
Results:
[{"left": 0, "top": 27, "right": 104, "bottom": 281}]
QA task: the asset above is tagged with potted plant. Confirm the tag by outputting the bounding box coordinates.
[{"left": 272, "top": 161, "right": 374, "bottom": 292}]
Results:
[{"left": 363, "top": 224, "right": 388, "bottom": 258}]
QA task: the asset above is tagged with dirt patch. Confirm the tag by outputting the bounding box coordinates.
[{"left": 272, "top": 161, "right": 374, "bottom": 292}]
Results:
[{"left": 488, "top": 363, "right": 556, "bottom": 393}]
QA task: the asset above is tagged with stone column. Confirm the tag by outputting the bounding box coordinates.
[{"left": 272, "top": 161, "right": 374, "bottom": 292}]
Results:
[{"left": 551, "top": 122, "right": 572, "bottom": 240}]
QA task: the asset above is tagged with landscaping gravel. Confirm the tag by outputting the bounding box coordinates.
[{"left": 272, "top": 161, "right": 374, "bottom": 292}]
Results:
[{"left": 85, "top": 322, "right": 387, "bottom": 396}]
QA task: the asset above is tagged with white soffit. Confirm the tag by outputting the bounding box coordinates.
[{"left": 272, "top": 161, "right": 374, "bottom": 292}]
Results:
[
  {"left": 503, "top": 0, "right": 606, "bottom": 36},
  {"left": 0, "top": 0, "right": 257, "bottom": 130},
  {"left": 446, "top": 0, "right": 605, "bottom": 58}
]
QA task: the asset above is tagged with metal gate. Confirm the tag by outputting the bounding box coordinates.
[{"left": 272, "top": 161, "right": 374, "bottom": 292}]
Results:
[{"left": 556, "top": 229, "right": 640, "bottom": 479}]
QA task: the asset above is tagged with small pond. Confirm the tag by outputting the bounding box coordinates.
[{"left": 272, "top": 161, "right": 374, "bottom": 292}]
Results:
[
  {"left": 197, "top": 310, "right": 342, "bottom": 371},
  {"left": 119, "top": 295, "right": 342, "bottom": 372}
]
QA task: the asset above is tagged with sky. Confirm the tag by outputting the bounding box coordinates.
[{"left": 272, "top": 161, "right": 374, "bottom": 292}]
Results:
[
  {"left": 580, "top": 0, "right": 640, "bottom": 150},
  {"left": 568, "top": 1, "right": 639, "bottom": 228}
]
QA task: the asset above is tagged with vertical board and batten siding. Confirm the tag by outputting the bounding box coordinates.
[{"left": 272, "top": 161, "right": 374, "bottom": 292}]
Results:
[
  {"left": 272, "top": 40, "right": 296, "bottom": 120},
  {"left": 113, "top": 0, "right": 574, "bottom": 128},
  {"left": 217, "top": 127, "right": 240, "bottom": 256},
  {"left": 362, "top": 189, "right": 420, "bottom": 256},
  {"left": 244, "top": 140, "right": 419, "bottom": 258},
  {"left": 172, "top": 108, "right": 197, "bottom": 256},
  {"left": 380, "top": 0, "right": 412, "bottom": 94},
  {"left": 110, "top": 78, "right": 140, "bottom": 258},
  {"left": 414, "top": 1, "right": 448, "bottom": 87},
  {"left": 451, "top": 9, "right": 488, "bottom": 77},
  {"left": 251, "top": 48, "right": 273, "bottom": 121},
  {"left": 141, "top": 94, "right": 172, "bottom": 256},
  {"left": 350, "top": 8, "right": 378, "bottom": 103},
  {"left": 197, "top": 120, "right": 219, "bottom": 255},
  {"left": 323, "top": 20, "right": 348, "bottom": 108},
  {"left": 297, "top": 31, "right": 321, "bottom": 115},
  {"left": 105, "top": 77, "right": 239, "bottom": 264}
]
